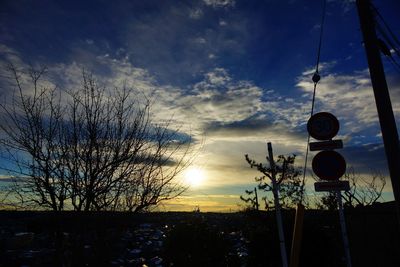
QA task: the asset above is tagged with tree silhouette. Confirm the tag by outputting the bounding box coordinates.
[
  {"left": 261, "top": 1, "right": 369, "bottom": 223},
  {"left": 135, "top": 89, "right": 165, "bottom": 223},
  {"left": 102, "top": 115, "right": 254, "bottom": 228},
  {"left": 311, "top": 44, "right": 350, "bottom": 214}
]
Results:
[
  {"left": 244, "top": 153, "right": 303, "bottom": 209},
  {"left": 0, "top": 64, "right": 192, "bottom": 211},
  {"left": 240, "top": 187, "right": 259, "bottom": 211},
  {"left": 316, "top": 168, "right": 386, "bottom": 210}
]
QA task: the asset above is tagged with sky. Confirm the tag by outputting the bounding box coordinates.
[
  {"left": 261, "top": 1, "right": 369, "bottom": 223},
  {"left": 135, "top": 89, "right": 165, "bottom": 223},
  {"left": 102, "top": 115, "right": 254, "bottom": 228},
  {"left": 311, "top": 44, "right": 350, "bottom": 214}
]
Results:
[{"left": 0, "top": 0, "right": 400, "bottom": 211}]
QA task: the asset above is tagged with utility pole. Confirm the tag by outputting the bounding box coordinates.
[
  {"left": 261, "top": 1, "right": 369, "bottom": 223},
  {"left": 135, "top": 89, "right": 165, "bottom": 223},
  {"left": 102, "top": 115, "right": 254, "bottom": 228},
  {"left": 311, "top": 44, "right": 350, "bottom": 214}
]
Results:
[
  {"left": 356, "top": 0, "right": 400, "bottom": 223},
  {"left": 268, "top": 142, "right": 288, "bottom": 267},
  {"left": 336, "top": 190, "right": 352, "bottom": 267}
]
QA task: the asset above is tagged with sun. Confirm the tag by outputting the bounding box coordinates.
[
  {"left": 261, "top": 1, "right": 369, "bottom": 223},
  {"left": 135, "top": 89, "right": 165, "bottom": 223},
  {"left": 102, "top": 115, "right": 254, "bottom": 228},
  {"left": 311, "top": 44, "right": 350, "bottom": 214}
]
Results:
[{"left": 184, "top": 167, "right": 205, "bottom": 187}]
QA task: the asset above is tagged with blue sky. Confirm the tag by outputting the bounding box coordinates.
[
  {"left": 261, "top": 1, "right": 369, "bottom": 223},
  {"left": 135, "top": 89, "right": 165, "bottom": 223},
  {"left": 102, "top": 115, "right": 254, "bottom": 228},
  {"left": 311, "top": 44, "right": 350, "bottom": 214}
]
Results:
[{"left": 0, "top": 0, "right": 399, "bottom": 211}]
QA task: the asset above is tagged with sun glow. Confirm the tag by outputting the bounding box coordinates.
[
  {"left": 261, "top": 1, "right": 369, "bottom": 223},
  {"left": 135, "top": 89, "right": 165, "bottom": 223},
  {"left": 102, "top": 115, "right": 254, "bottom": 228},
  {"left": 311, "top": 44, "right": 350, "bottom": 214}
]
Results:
[{"left": 184, "top": 167, "right": 205, "bottom": 187}]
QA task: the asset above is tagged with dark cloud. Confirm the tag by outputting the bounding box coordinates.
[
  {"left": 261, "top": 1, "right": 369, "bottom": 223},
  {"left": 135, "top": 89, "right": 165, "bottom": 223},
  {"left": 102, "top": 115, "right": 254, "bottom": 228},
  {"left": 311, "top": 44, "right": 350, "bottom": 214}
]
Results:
[
  {"left": 205, "top": 118, "right": 273, "bottom": 136},
  {"left": 341, "top": 143, "right": 388, "bottom": 175},
  {"left": 204, "top": 116, "right": 306, "bottom": 141}
]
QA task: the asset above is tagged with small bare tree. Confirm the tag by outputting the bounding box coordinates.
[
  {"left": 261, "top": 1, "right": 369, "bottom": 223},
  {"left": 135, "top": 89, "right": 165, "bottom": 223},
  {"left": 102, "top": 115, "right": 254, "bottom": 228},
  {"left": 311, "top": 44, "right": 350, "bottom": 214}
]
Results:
[
  {"left": 315, "top": 168, "right": 387, "bottom": 210},
  {"left": 342, "top": 169, "right": 386, "bottom": 207},
  {"left": 0, "top": 64, "right": 192, "bottom": 212}
]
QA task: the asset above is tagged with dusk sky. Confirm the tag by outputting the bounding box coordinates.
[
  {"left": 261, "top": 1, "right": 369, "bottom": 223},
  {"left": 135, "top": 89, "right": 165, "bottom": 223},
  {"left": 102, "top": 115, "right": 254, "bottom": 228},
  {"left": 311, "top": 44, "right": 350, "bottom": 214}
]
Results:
[{"left": 1, "top": 0, "right": 400, "bottom": 211}]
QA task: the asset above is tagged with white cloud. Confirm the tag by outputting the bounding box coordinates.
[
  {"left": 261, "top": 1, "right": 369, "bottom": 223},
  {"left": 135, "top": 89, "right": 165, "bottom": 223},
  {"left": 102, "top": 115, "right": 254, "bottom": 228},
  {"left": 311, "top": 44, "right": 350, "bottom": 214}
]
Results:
[
  {"left": 0, "top": 45, "right": 60, "bottom": 100},
  {"left": 0, "top": 49, "right": 268, "bottom": 142},
  {"left": 203, "top": 0, "right": 235, "bottom": 8},
  {"left": 189, "top": 8, "right": 203, "bottom": 19},
  {"left": 219, "top": 19, "right": 228, "bottom": 26},
  {"left": 0, "top": 44, "right": 26, "bottom": 68},
  {"left": 202, "top": 67, "right": 231, "bottom": 86},
  {"left": 192, "top": 37, "right": 207, "bottom": 44},
  {"left": 185, "top": 68, "right": 263, "bottom": 124},
  {"left": 296, "top": 69, "right": 379, "bottom": 133},
  {"left": 301, "top": 61, "right": 337, "bottom": 76}
]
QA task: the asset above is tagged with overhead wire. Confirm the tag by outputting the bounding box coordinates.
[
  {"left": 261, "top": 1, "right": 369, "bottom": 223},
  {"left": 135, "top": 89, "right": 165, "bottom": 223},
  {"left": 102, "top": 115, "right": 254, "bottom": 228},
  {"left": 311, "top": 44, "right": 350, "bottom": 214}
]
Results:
[
  {"left": 370, "top": 3, "right": 400, "bottom": 75},
  {"left": 370, "top": 3, "right": 400, "bottom": 48},
  {"left": 299, "top": 0, "right": 327, "bottom": 204},
  {"left": 376, "top": 22, "right": 400, "bottom": 58}
]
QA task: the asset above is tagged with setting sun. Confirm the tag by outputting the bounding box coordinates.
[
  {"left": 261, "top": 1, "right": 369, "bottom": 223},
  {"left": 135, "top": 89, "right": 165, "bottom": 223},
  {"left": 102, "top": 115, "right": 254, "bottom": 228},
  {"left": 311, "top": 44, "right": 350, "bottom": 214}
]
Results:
[{"left": 184, "top": 167, "right": 205, "bottom": 187}]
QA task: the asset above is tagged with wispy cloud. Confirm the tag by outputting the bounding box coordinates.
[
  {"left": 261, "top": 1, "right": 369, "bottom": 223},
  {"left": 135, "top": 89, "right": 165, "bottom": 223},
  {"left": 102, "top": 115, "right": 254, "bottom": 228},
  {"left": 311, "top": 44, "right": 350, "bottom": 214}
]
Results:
[
  {"left": 203, "top": 0, "right": 235, "bottom": 9},
  {"left": 297, "top": 68, "right": 383, "bottom": 134}
]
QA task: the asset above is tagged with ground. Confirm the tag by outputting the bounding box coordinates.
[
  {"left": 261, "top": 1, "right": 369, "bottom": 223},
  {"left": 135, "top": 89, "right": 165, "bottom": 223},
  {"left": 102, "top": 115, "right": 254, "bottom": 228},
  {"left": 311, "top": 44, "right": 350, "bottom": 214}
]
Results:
[{"left": 0, "top": 203, "right": 399, "bottom": 266}]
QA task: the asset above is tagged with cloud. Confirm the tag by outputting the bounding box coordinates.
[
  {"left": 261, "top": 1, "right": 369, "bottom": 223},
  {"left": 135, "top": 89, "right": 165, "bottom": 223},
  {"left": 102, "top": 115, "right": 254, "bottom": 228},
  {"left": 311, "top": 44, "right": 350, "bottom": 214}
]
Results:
[
  {"left": 204, "top": 117, "right": 306, "bottom": 143},
  {"left": 0, "top": 44, "right": 265, "bottom": 139},
  {"left": 203, "top": 0, "right": 235, "bottom": 9},
  {"left": 2, "top": 43, "right": 398, "bottom": 206},
  {"left": 294, "top": 62, "right": 400, "bottom": 177},
  {"left": 297, "top": 68, "right": 381, "bottom": 134},
  {"left": 185, "top": 68, "right": 263, "bottom": 124},
  {"left": 219, "top": 19, "right": 228, "bottom": 26},
  {"left": 341, "top": 143, "right": 387, "bottom": 174},
  {"left": 0, "top": 44, "right": 24, "bottom": 67},
  {"left": 115, "top": 1, "right": 249, "bottom": 86},
  {"left": 1, "top": 0, "right": 399, "bottom": 211},
  {"left": 1, "top": 0, "right": 250, "bottom": 89},
  {"left": 205, "top": 119, "right": 275, "bottom": 137},
  {"left": 191, "top": 37, "right": 207, "bottom": 45},
  {"left": 189, "top": 8, "right": 204, "bottom": 19},
  {"left": 328, "top": 0, "right": 356, "bottom": 13}
]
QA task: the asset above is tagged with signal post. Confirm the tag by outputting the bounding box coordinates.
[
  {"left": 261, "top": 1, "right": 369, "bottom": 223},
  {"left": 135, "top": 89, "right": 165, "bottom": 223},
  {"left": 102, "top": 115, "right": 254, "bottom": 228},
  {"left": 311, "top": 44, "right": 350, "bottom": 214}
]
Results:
[{"left": 308, "top": 112, "right": 352, "bottom": 267}]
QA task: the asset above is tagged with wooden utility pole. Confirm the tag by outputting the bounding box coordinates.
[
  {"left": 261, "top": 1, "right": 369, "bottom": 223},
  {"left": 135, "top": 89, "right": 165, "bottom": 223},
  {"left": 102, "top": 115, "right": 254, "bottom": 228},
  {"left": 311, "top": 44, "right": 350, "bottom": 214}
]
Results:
[
  {"left": 356, "top": 0, "right": 400, "bottom": 223},
  {"left": 289, "top": 203, "right": 304, "bottom": 267}
]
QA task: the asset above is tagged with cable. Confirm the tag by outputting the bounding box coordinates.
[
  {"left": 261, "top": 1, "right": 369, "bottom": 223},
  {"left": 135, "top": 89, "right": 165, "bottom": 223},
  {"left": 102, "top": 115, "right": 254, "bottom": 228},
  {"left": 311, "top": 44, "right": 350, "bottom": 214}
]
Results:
[
  {"left": 387, "top": 56, "right": 400, "bottom": 75},
  {"left": 371, "top": 3, "right": 400, "bottom": 48},
  {"left": 375, "top": 24, "right": 400, "bottom": 74},
  {"left": 314, "top": 0, "right": 327, "bottom": 74},
  {"left": 376, "top": 21, "right": 400, "bottom": 59},
  {"left": 299, "top": 0, "right": 326, "bottom": 204}
]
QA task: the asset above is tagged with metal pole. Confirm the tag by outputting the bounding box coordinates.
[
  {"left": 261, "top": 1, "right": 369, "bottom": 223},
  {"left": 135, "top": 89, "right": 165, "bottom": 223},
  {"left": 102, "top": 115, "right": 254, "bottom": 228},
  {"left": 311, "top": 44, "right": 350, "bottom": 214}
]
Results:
[
  {"left": 268, "top": 142, "right": 288, "bottom": 267},
  {"left": 336, "top": 190, "right": 352, "bottom": 267},
  {"left": 254, "top": 187, "right": 260, "bottom": 211},
  {"left": 356, "top": 0, "right": 400, "bottom": 224}
]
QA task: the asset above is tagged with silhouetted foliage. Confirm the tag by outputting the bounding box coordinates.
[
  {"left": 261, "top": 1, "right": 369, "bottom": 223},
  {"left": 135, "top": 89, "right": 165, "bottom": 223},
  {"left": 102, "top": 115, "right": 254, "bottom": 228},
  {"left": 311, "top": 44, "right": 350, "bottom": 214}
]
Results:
[
  {"left": 244, "top": 153, "right": 303, "bottom": 209},
  {"left": 239, "top": 187, "right": 259, "bottom": 211},
  {"left": 316, "top": 191, "right": 339, "bottom": 211},
  {"left": 0, "top": 64, "right": 192, "bottom": 212}
]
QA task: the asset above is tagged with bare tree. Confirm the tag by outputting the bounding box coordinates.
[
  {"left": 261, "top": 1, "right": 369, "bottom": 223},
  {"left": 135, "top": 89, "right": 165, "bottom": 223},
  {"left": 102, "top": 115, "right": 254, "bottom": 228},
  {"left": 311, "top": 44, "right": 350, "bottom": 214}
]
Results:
[
  {"left": 315, "top": 168, "right": 387, "bottom": 210},
  {"left": 0, "top": 65, "right": 67, "bottom": 210},
  {"left": 0, "top": 64, "right": 191, "bottom": 212},
  {"left": 116, "top": 122, "right": 192, "bottom": 212},
  {"left": 342, "top": 168, "right": 386, "bottom": 207}
]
